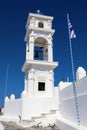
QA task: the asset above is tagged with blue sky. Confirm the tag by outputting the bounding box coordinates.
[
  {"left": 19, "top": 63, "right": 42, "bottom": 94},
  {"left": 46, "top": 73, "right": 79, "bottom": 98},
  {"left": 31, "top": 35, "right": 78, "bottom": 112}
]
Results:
[{"left": 0, "top": 0, "right": 87, "bottom": 107}]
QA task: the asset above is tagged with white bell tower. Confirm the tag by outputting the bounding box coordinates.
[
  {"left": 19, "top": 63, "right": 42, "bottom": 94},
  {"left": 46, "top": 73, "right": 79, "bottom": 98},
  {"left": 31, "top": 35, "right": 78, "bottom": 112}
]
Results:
[
  {"left": 4, "top": 11, "right": 59, "bottom": 122},
  {"left": 22, "top": 11, "right": 58, "bottom": 98}
]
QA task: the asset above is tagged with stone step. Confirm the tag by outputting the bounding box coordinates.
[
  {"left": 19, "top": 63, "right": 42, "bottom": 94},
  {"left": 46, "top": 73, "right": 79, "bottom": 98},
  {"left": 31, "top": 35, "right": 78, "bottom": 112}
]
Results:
[
  {"left": 41, "top": 113, "right": 50, "bottom": 116},
  {"left": 41, "top": 109, "right": 58, "bottom": 116},
  {"left": 22, "top": 109, "right": 59, "bottom": 123},
  {"left": 31, "top": 115, "right": 42, "bottom": 119},
  {"left": 22, "top": 119, "right": 33, "bottom": 123},
  {"left": 50, "top": 109, "right": 58, "bottom": 114}
]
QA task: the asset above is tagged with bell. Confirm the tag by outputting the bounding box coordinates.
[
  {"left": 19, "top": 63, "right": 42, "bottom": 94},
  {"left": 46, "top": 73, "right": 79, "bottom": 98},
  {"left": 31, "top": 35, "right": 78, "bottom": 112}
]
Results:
[
  {"left": 40, "top": 47, "right": 43, "bottom": 50},
  {"left": 34, "top": 51, "right": 39, "bottom": 58}
]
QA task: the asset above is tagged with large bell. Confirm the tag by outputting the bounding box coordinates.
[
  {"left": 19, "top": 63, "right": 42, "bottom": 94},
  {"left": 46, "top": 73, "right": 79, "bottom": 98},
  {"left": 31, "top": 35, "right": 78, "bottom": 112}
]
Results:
[{"left": 34, "top": 51, "right": 39, "bottom": 58}]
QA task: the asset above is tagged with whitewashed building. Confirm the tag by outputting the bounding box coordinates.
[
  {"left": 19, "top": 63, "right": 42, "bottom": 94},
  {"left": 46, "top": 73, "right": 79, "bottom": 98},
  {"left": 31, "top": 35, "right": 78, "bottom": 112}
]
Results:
[{"left": 2, "top": 12, "right": 87, "bottom": 130}]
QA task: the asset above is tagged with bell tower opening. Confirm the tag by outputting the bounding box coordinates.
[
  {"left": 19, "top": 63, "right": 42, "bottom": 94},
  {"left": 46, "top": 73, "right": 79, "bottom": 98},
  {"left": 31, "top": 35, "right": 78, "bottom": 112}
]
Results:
[
  {"left": 38, "top": 22, "right": 44, "bottom": 28},
  {"left": 34, "top": 46, "right": 43, "bottom": 60},
  {"left": 34, "top": 37, "right": 48, "bottom": 61},
  {"left": 38, "top": 82, "right": 45, "bottom": 91}
]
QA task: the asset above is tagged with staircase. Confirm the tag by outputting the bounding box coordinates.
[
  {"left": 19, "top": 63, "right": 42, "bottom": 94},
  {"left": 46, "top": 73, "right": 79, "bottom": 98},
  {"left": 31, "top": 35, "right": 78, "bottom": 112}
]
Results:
[{"left": 20, "top": 109, "right": 59, "bottom": 127}]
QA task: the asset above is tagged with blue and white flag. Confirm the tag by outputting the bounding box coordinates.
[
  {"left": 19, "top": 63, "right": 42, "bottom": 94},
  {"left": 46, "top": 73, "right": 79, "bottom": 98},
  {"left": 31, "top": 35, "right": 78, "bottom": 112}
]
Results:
[{"left": 68, "top": 14, "right": 76, "bottom": 39}]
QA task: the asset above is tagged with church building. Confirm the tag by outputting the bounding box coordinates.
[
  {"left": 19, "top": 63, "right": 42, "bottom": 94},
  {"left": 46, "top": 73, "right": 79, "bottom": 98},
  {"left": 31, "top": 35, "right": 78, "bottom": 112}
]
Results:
[{"left": 4, "top": 11, "right": 59, "bottom": 126}]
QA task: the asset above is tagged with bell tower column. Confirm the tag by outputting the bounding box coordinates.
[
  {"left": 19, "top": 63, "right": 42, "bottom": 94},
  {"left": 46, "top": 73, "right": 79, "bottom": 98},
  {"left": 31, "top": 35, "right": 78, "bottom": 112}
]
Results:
[
  {"left": 26, "top": 31, "right": 35, "bottom": 60},
  {"left": 27, "top": 68, "right": 35, "bottom": 96},
  {"left": 48, "top": 34, "right": 53, "bottom": 62},
  {"left": 48, "top": 43, "right": 53, "bottom": 62},
  {"left": 24, "top": 75, "right": 28, "bottom": 91}
]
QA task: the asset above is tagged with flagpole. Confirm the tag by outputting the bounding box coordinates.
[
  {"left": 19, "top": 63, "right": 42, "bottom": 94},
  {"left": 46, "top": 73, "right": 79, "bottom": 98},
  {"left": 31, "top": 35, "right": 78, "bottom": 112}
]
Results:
[
  {"left": 67, "top": 14, "right": 75, "bottom": 82},
  {"left": 4, "top": 64, "right": 9, "bottom": 99},
  {"left": 67, "top": 14, "right": 80, "bottom": 125}
]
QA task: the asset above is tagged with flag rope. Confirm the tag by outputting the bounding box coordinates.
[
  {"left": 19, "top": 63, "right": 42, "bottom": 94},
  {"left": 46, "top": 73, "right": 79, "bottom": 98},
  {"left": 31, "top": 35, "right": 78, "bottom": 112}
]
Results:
[{"left": 67, "top": 14, "right": 80, "bottom": 125}]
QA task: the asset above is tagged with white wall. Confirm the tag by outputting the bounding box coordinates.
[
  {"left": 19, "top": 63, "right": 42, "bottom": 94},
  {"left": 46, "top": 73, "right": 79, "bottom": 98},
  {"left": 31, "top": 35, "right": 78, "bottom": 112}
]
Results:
[
  {"left": 4, "top": 86, "right": 59, "bottom": 121},
  {"left": 59, "top": 83, "right": 77, "bottom": 123},
  {"left": 76, "top": 76, "right": 87, "bottom": 127},
  {"left": 56, "top": 119, "right": 79, "bottom": 130},
  {"left": 59, "top": 76, "right": 87, "bottom": 128},
  {"left": 4, "top": 99, "right": 22, "bottom": 118},
  {"left": 0, "top": 123, "right": 4, "bottom": 130},
  {"left": 21, "top": 97, "right": 58, "bottom": 120}
]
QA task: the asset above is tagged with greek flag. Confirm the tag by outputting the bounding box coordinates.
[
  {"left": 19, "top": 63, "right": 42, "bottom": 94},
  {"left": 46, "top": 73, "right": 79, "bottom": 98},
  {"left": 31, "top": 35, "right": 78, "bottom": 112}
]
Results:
[{"left": 68, "top": 18, "right": 76, "bottom": 39}]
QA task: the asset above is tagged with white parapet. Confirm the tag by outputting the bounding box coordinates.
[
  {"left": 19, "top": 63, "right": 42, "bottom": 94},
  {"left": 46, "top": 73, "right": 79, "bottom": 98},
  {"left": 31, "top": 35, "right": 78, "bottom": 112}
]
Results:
[
  {"left": 10, "top": 94, "right": 15, "bottom": 101},
  {"left": 76, "top": 67, "right": 86, "bottom": 81},
  {"left": 58, "top": 81, "right": 72, "bottom": 90},
  {"left": 21, "top": 90, "right": 28, "bottom": 98},
  {"left": 5, "top": 96, "right": 9, "bottom": 102},
  {"left": 0, "top": 123, "right": 4, "bottom": 130}
]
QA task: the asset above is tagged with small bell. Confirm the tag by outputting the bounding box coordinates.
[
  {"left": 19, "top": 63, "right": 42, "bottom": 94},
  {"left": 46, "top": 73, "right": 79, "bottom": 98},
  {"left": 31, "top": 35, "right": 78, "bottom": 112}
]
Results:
[
  {"left": 40, "top": 47, "right": 43, "bottom": 50},
  {"left": 34, "top": 51, "right": 39, "bottom": 58}
]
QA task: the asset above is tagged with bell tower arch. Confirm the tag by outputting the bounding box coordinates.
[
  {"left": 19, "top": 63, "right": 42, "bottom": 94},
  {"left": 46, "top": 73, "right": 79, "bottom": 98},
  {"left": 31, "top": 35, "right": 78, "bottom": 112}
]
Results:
[{"left": 34, "top": 37, "right": 48, "bottom": 61}]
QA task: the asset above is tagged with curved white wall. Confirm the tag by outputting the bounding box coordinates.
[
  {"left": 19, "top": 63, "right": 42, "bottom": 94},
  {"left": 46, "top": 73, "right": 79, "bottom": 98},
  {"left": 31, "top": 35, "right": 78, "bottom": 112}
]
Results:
[{"left": 59, "top": 76, "right": 87, "bottom": 128}]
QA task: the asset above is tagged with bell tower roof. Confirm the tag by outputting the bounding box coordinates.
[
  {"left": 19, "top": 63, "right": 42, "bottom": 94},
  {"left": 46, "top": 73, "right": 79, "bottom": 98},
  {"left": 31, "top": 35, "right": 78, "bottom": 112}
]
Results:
[
  {"left": 26, "top": 11, "right": 54, "bottom": 28},
  {"left": 25, "top": 12, "right": 55, "bottom": 42}
]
